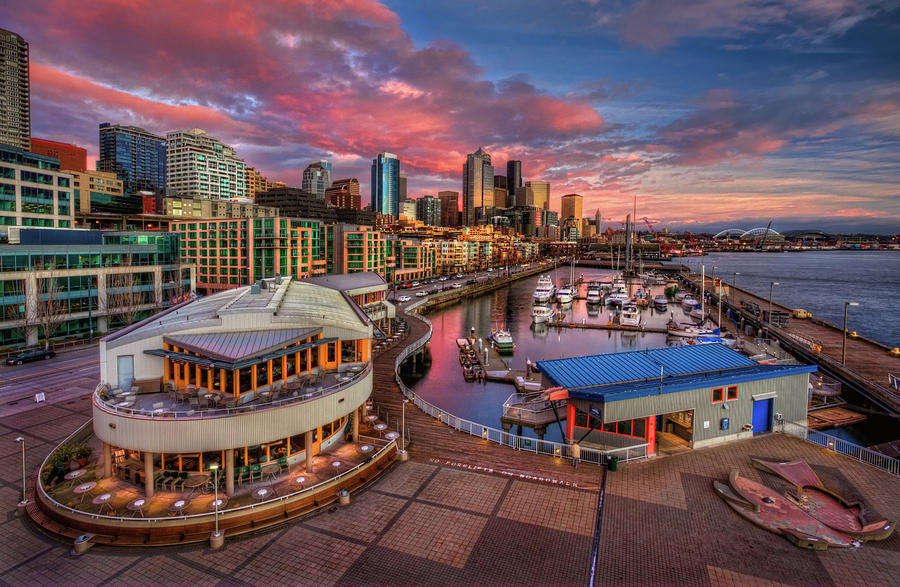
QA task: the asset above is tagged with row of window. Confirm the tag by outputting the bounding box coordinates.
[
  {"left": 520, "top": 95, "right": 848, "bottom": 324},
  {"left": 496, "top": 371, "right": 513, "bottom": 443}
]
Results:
[{"left": 712, "top": 386, "right": 739, "bottom": 403}]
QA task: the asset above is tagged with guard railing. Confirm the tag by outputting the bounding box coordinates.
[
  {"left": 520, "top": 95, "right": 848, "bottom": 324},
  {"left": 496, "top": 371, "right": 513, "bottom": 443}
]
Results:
[{"left": 781, "top": 420, "right": 899, "bottom": 477}]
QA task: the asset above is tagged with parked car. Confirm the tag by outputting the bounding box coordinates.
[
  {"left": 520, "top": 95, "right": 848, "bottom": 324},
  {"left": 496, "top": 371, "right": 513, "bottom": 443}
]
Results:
[
  {"left": 396, "top": 295, "right": 411, "bottom": 302},
  {"left": 416, "top": 290, "right": 429, "bottom": 297},
  {"left": 454, "top": 273, "right": 464, "bottom": 278},
  {"left": 439, "top": 276, "right": 449, "bottom": 281},
  {"left": 411, "top": 281, "right": 421, "bottom": 287},
  {"left": 487, "top": 268, "right": 494, "bottom": 272},
  {"left": 6, "top": 348, "right": 56, "bottom": 365},
  {"left": 451, "top": 282, "right": 462, "bottom": 289},
  {"left": 466, "top": 279, "right": 478, "bottom": 285}
]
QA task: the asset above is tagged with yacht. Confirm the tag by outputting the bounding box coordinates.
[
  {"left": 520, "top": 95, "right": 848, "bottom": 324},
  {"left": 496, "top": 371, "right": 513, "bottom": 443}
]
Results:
[
  {"left": 585, "top": 282, "right": 602, "bottom": 305},
  {"left": 556, "top": 286, "right": 574, "bottom": 305},
  {"left": 653, "top": 295, "right": 668, "bottom": 310},
  {"left": 490, "top": 329, "right": 515, "bottom": 354},
  {"left": 689, "top": 307, "right": 704, "bottom": 321},
  {"left": 533, "top": 275, "right": 555, "bottom": 304},
  {"left": 531, "top": 305, "right": 555, "bottom": 324},
  {"left": 674, "top": 291, "right": 687, "bottom": 303},
  {"left": 681, "top": 295, "right": 699, "bottom": 312},
  {"left": 606, "top": 291, "right": 629, "bottom": 306},
  {"left": 620, "top": 303, "right": 641, "bottom": 327}
]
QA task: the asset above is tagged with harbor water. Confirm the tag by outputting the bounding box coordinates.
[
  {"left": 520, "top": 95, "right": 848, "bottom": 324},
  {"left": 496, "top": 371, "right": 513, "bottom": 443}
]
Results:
[{"left": 685, "top": 251, "right": 900, "bottom": 348}]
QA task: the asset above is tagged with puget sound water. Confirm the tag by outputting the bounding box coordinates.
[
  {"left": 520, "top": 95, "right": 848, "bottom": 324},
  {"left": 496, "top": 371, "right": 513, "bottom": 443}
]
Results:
[{"left": 400, "top": 252, "right": 899, "bottom": 446}]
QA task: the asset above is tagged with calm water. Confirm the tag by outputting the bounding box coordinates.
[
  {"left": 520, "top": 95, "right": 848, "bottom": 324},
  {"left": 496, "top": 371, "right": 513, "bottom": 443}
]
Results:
[
  {"left": 683, "top": 251, "right": 900, "bottom": 348},
  {"left": 402, "top": 254, "right": 900, "bottom": 446},
  {"left": 402, "top": 267, "right": 681, "bottom": 442}
]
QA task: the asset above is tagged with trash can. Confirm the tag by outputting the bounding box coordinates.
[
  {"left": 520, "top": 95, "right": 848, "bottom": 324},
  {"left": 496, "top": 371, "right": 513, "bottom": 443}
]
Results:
[{"left": 608, "top": 456, "right": 618, "bottom": 472}]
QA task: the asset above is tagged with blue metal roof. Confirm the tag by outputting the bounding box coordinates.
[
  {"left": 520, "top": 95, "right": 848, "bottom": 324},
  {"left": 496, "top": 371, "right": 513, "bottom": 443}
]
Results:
[
  {"left": 568, "top": 363, "right": 818, "bottom": 403},
  {"left": 537, "top": 343, "right": 758, "bottom": 389}
]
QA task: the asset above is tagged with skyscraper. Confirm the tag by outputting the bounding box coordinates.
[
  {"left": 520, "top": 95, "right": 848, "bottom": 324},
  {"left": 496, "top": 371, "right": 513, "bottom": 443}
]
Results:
[
  {"left": 560, "top": 193, "right": 583, "bottom": 222},
  {"left": 371, "top": 152, "right": 400, "bottom": 216},
  {"left": 438, "top": 191, "right": 459, "bottom": 227},
  {"left": 595, "top": 208, "right": 602, "bottom": 235},
  {"left": 462, "top": 147, "right": 493, "bottom": 226},
  {"left": 526, "top": 180, "right": 549, "bottom": 210},
  {"left": 166, "top": 128, "right": 246, "bottom": 199},
  {"left": 325, "top": 178, "right": 361, "bottom": 209},
  {"left": 415, "top": 195, "right": 441, "bottom": 226},
  {"left": 98, "top": 123, "right": 167, "bottom": 195},
  {"left": 398, "top": 173, "right": 408, "bottom": 202},
  {"left": 0, "top": 29, "right": 31, "bottom": 150},
  {"left": 506, "top": 160, "right": 522, "bottom": 208},
  {"left": 302, "top": 160, "right": 331, "bottom": 200}
]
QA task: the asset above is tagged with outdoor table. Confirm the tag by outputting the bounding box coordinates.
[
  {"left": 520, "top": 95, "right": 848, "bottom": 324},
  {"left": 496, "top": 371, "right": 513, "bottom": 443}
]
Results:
[
  {"left": 331, "top": 461, "right": 342, "bottom": 475},
  {"left": 385, "top": 431, "right": 400, "bottom": 441},
  {"left": 92, "top": 493, "right": 113, "bottom": 513},
  {"left": 252, "top": 487, "right": 273, "bottom": 501},
  {"left": 116, "top": 400, "right": 134, "bottom": 408},
  {"left": 293, "top": 475, "right": 306, "bottom": 489},
  {"left": 374, "top": 423, "right": 387, "bottom": 433},
  {"left": 359, "top": 444, "right": 374, "bottom": 454},
  {"left": 337, "top": 375, "right": 351, "bottom": 383},
  {"left": 365, "top": 404, "right": 373, "bottom": 411},
  {"left": 153, "top": 408, "right": 166, "bottom": 416},
  {"left": 207, "top": 497, "right": 228, "bottom": 511},
  {"left": 64, "top": 469, "right": 85, "bottom": 484},
  {"left": 349, "top": 365, "right": 362, "bottom": 373},
  {"left": 183, "top": 474, "right": 210, "bottom": 496},
  {"left": 169, "top": 498, "right": 189, "bottom": 514},
  {"left": 127, "top": 497, "right": 147, "bottom": 517},
  {"left": 259, "top": 391, "right": 272, "bottom": 401},
  {"left": 73, "top": 481, "right": 97, "bottom": 503},
  {"left": 365, "top": 414, "right": 377, "bottom": 423},
  {"left": 262, "top": 463, "right": 280, "bottom": 484}
]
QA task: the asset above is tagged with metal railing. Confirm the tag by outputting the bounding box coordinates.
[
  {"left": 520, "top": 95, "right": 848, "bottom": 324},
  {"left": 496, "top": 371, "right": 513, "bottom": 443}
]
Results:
[
  {"left": 781, "top": 420, "right": 899, "bottom": 477},
  {"left": 36, "top": 431, "right": 398, "bottom": 524},
  {"left": 94, "top": 365, "right": 372, "bottom": 420},
  {"left": 393, "top": 301, "right": 648, "bottom": 466}
]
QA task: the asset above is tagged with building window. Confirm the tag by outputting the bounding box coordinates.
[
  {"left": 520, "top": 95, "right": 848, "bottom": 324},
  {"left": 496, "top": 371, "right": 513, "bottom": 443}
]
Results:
[
  {"left": 726, "top": 386, "right": 738, "bottom": 401},
  {"left": 712, "top": 387, "right": 724, "bottom": 403}
]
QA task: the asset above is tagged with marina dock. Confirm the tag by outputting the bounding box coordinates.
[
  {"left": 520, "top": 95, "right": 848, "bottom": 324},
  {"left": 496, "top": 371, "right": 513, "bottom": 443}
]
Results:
[{"left": 681, "top": 273, "right": 900, "bottom": 416}]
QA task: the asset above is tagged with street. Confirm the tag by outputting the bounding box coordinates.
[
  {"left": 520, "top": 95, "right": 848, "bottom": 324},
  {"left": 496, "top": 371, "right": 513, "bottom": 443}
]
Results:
[{"left": 0, "top": 345, "right": 99, "bottom": 418}]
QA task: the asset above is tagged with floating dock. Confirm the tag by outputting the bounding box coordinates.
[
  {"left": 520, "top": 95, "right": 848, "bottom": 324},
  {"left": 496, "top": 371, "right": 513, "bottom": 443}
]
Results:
[{"left": 806, "top": 407, "right": 867, "bottom": 430}]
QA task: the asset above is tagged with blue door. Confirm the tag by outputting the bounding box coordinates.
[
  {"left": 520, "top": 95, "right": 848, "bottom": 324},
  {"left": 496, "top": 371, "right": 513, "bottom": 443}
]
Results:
[{"left": 752, "top": 399, "right": 772, "bottom": 434}]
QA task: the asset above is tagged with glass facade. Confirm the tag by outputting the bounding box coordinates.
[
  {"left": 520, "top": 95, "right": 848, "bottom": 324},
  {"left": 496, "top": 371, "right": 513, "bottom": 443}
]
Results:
[
  {"left": 97, "top": 123, "right": 167, "bottom": 195},
  {"left": 370, "top": 153, "right": 399, "bottom": 216}
]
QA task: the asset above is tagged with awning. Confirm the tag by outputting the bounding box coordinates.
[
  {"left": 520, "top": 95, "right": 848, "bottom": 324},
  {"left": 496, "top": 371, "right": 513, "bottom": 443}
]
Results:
[{"left": 145, "top": 336, "right": 338, "bottom": 370}]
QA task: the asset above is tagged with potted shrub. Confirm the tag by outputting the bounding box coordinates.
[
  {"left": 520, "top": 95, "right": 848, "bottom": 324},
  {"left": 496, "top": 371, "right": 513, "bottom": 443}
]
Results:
[{"left": 72, "top": 443, "right": 93, "bottom": 467}]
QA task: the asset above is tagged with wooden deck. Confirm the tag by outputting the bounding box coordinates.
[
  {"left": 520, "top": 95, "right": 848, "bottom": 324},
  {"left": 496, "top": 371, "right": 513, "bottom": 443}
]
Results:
[
  {"left": 371, "top": 309, "right": 606, "bottom": 490},
  {"left": 806, "top": 407, "right": 867, "bottom": 430},
  {"left": 683, "top": 274, "right": 900, "bottom": 414}
]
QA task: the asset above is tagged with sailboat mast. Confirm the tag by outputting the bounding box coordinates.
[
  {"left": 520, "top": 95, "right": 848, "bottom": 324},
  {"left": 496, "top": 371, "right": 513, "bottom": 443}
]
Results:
[{"left": 700, "top": 264, "right": 705, "bottom": 323}]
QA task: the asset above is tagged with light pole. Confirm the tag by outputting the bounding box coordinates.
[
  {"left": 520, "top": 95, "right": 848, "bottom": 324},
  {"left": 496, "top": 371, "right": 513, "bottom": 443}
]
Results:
[
  {"left": 209, "top": 463, "right": 220, "bottom": 538},
  {"left": 768, "top": 282, "right": 779, "bottom": 325},
  {"left": 400, "top": 397, "right": 410, "bottom": 461},
  {"left": 732, "top": 272, "right": 740, "bottom": 293},
  {"left": 87, "top": 277, "right": 94, "bottom": 344},
  {"left": 842, "top": 302, "right": 859, "bottom": 366},
  {"left": 16, "top": 436, "right": 26, "bottom": 506}
]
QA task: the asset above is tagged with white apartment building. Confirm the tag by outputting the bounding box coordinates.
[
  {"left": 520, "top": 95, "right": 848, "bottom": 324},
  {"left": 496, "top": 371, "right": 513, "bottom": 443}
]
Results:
[{"left": 165, "top": 129, "right": 247, "bottom": 200}]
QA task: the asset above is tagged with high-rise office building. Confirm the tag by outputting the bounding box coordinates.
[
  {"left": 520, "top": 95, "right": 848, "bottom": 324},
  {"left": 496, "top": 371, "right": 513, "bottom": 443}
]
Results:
[
  {"left": 506, "top": 161, "right": 522, "bottom": 208},
  {"left": 595, "top": 208, "right": 602, "bottom": 235},
  {"left": 166, "top": 128, "right": 246, "bottom": 199},
  {"left": 325, "top": 178, "right": 361, "bottom": 209},
  {"left": 526, "top": 180, "right": 549, "bottom": 210},
  {"left": 98, "top": 123, "right": 167, "bottom": 195},
  {"left": 0, "top": 144, "right": 75, "bottom": 228},
  {"left": 493, "top": 175, "right": 507, "bottom": 190},
  {"left": 438, "top": 191, "right": 459, "bottom": 227},
  {"left": 245, "top": 167, "right": 285, "bottom": 198},
  {"left": 462, "top": 148, "right": 493, "bottom": 226},
  {"left": 560, "top": 193, "right": 583, "bottom": 222},
  {"left": 302, "top": 160, "right": 331, "bottom": 200},
  {"left": 0, "top": 29, "right": 30, "bottom": 150},
  {"left": 398, "top": 173, "right": 407, "bottom": 202},
  {"left": 515, "top": 184, "right": 534, "bottom": 207},
  {"left": 371, "top": 152, "right": 400, "bottom": 216},
  {"left": 29, "top": 138, "right": 87, "bottom": 172},
  {"left": 415, "top": 195, "right": 441, "bottom": 226}
]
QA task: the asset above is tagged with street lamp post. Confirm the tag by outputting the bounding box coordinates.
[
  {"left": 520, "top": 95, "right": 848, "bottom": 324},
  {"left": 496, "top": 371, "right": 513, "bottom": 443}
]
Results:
[
  {"left": 768, "top": 282, "right": 779, "bottom": 325},
  {"left": 15, "top": 436, "right": 26, "bottom": 508},
  {"left": 87, "top": 277, "right": 94, "bottom": 344},
  {"left": 842, "top": 302, "right": 859, "bottom": 366},
  {"left": 209, "top": 463, "right": 222, "bottom": 547},
  {"left": 732, "top": 272, "right": 740, "bottom": 293}
]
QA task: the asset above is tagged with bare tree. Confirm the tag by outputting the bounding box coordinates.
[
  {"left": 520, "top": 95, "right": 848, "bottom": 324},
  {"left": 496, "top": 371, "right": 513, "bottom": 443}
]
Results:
[
  {"left": 35, "top": 274, "right": 66, "bottom": 349},
  {"left": 3, "top": 299, "right": 31, "bottom": 345},
  {"left": 107, "top": 271, "right": 145, "bottom": 327},
  {"left": 162, "top": 267, "right": 189, "bottom": 308}
]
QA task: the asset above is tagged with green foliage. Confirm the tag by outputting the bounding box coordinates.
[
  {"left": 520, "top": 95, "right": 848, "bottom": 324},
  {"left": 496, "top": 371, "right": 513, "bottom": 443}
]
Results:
[{"left": 665, "top": 285, "right": 679, "bottom": 299}]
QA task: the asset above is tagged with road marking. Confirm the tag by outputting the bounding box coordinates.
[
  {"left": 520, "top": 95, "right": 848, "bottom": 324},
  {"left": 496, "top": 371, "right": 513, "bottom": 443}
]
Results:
[{"left": 0, "top": 359, "right": 99, "bottom": 384}]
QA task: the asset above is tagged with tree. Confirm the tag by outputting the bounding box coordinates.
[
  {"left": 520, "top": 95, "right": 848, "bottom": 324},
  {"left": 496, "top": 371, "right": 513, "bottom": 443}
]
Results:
[
  {"left": 107, "top": 271, "right": 145, "bottom": 327},
  {"left": 35, "top": 274, "right": 65, "bottom": 349},
  {"left": 2, "top": 299, "right": 31, "bottom": 345}
]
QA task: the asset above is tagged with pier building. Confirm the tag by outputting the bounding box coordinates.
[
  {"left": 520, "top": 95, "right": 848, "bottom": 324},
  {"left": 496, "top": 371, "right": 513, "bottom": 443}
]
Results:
[{"left": 539, "top": 344, "right": 816, "bottom": 454}]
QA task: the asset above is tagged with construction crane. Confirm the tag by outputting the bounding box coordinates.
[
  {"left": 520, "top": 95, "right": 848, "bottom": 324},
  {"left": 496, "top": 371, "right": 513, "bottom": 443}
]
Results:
[{"left": 757, "top": 219, "right": 773, "bottom": 251}]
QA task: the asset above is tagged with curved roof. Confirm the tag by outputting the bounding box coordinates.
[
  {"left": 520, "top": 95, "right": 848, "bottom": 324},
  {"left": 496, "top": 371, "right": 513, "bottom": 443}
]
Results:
[
  {"left": 741, "top": 227, "right": 782, "bottom": 238},
  {"left": 714, "top": 228, "right": 746, "bottom": 239}
]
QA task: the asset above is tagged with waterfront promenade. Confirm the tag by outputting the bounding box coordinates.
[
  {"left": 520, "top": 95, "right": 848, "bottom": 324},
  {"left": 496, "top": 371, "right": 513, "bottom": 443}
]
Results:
[{"left": 684, "top": 273, "right": 900, "bottom": 414}]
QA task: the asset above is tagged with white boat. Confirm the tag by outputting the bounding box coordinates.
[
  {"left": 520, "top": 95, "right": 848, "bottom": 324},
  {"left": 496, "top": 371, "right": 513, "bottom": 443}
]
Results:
[
  {"left": 681, "top": 295, "right": 698, "bottom": 311},
  {"left": 689, "top": 308, "right": 704, "bottom": 321},
  {"left": 620, "top": 304, "right": 641, "bottom": 327},
  {"left": 585, "top": 283, "right": 602, "bottom": 305},
  {"left": 533, "top": 275, "right": 555, "bottom": 303},
  {"left": 653, "top": 295, "right": 668, "bottom": 310},
  {"left": 532, "top": 305, "right": 555, "bottom": 324},
  {"left": 683, "top": 335, "right": 736, "bottom": 348},
  {"left": 606, "top": 291, "right": 629, "bottom": 306},
  {"left": 490, "top": 329, "right": 515, "bottom": 354},
  {"left": 674, "top": 291, "right": 687, "bottom": 302},
  {"left": 556, "top": 286, "right": 574, "bottom": 305},
  {"left": 667, "top": 320, "right": 719, "bottom": 338}
]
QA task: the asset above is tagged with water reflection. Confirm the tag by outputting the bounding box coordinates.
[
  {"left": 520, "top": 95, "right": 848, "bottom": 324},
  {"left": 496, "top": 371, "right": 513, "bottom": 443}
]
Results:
[{"left": 401, "top": 268, "right": 696, "bottom": 442}]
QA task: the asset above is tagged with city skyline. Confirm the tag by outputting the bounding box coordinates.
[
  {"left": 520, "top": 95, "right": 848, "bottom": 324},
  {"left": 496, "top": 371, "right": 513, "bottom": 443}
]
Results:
[{"left": 3, "top": 1, "right": 899, "bottom": 232}]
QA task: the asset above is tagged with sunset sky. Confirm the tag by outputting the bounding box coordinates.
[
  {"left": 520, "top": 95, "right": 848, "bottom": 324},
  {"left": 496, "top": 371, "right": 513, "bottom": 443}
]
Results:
[{"left": 5, "top": 0, "right": 900, "bottom": 233}]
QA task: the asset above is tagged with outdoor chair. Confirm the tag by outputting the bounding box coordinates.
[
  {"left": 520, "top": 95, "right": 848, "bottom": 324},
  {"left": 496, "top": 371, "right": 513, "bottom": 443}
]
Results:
[
  {"left": 278, "top": 457, "right": 289, "bottom": 472},
  {"left": 238, "top": 466, "right": 251, "bottom": 485},
  {"left": 250, "top": 464, "right": 262, "bottom": 482}
]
